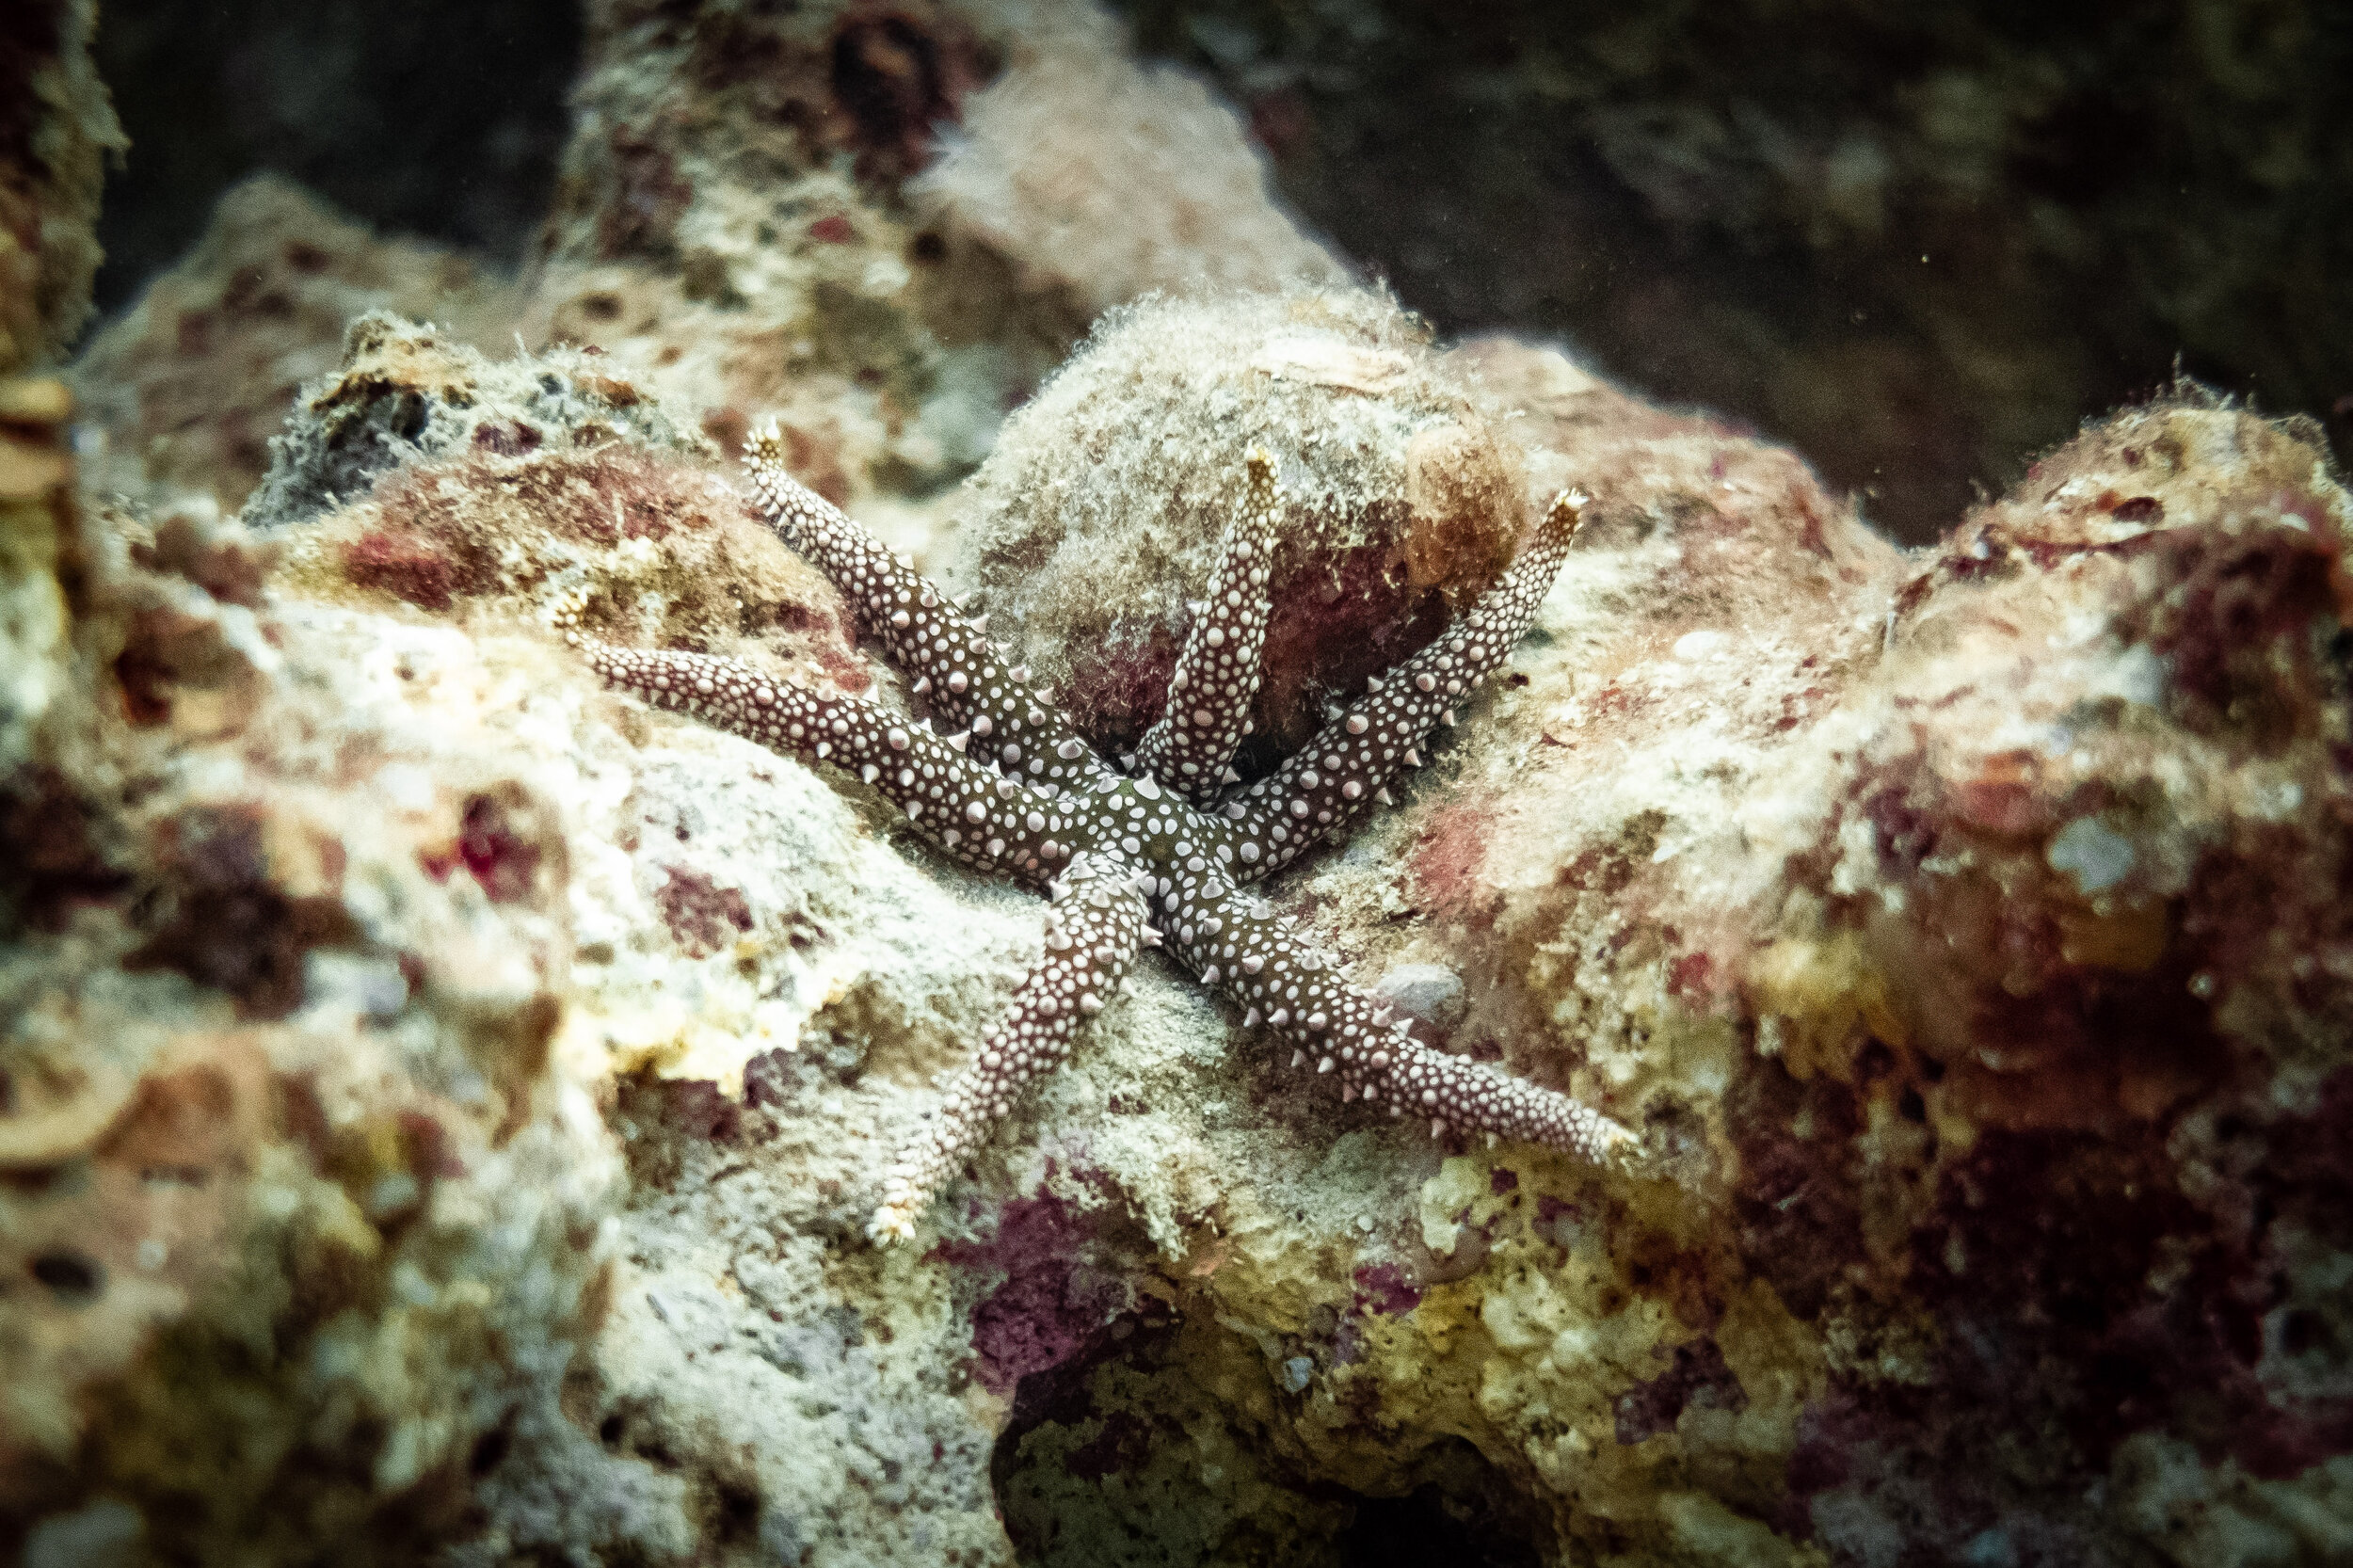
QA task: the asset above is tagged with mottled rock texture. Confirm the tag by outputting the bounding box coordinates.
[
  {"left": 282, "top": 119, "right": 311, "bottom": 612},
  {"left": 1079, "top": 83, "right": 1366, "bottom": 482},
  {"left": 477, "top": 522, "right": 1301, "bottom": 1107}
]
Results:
[
  {"left": 951, "top": 288, "right": 1526, "bottom": 754},
  {"left": 74, "top": 0, "right": 2353, "bottom": 540},
  {"left": 76, "top": 0, "right": 1333, "bottom": 543},
  {"left": 15, "top": 3, "right": 2353, "bottom": 1565},
  {"left": 523, "top": 0, "right": 1322, "bottom": 514},
  {"left": 914, "top": 5, "right": 1344, "bottom": 317},
  {"left": 3, "top": 378, "right": 616, "bottom": 1565},
  {"left": 959, "top": 319, "right": 2353, "bottom": 1566},
  {"left": 72, "top": 178, "right": 522, "bottom": 515},
  {"left": 0, "top": 0, "right": 122, "bottom": 373}
]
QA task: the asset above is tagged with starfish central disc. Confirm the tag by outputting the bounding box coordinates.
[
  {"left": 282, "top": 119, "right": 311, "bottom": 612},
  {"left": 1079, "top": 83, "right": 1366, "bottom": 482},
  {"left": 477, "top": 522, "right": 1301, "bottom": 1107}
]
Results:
[{"left": 580, "top": 419, "right": 1631, "bottom": 1242}]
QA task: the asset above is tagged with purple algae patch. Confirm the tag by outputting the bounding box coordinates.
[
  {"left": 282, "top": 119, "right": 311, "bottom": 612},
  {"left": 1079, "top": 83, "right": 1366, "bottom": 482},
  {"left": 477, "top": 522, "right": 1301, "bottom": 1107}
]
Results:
[
  {"left": 1613, "top": 1336, "right": 1747, "bottom": 1445},
  {"left": 935, "top": 1192, "right": 1125, "bottom": 1398},
  {"left": 1353, "top": 1262, "right": 1421, "bottom": 1318}
]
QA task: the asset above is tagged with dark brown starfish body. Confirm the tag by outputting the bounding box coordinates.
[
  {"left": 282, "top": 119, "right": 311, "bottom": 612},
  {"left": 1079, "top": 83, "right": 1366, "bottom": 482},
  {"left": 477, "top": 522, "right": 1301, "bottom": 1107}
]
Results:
[{"left": 579, "top": 425, "right": 1630, "bottom": 1240}]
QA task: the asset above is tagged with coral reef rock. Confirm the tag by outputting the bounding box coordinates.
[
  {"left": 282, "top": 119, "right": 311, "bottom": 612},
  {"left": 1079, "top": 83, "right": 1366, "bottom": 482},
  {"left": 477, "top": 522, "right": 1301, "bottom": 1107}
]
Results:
[
  {"left": 12, "top": 3, "right": 2351, "bottom": 1562},
  {"left": 72, "top": 177, "right": 523, "bottom": 517},
  {"left": 915, "top": 6, "right": 1344, "bottom": 316},
  {"left": 952, "top": 287, "right": 1529, "bottom": 754},
  {"left": 23, "top": 277, "right": 2352, "bottom": 1564},
  {"left": 525, "top": 0, "right": 1338, "bottom": 520},
  {"left": 0, "top": 0, "right": 121, "bottom": 375},
  {"left": 2, "top": 375, "right": 616, "bottom": 1564}
]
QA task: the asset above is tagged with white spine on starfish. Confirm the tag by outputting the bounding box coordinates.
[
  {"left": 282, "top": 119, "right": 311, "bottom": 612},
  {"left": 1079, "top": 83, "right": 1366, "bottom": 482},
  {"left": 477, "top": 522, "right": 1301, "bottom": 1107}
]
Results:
[
  {"left": 740, "top": 422, "right": 1111, "bottom": 795},
  {"left": 1162, "top": 865, "right": 1633, "bottom": 1164},
  {"left": 1134, "top": 445, "right": 1282, "bottom": 802},
  {"left": 1226, "top": 489, "right": 1589, "bottom": 877},
  {"left": 578, "top": 442, "right": 1624, "bottom": 1244},
  {"left": 577, "top": 641, "right": 1078, "bottom": 888},
  {"left": 868, "top": 853, "right": 1149, "bottom": 1242}
]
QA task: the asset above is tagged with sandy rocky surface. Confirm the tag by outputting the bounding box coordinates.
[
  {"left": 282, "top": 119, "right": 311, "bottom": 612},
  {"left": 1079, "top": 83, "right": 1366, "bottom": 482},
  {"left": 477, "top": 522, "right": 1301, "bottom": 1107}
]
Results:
[{"left": 5, "top": 3, "right": 2351, "bottom": 1565}]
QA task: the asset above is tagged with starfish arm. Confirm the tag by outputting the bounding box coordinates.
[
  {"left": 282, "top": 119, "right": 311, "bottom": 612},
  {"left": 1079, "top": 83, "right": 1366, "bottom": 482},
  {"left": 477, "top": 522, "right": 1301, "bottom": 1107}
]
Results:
[
  {"left": 1133, "top": 446, "right": 1282, "bottom": 801},
  {"left": 1222, "top": 489, "right": 1589, "bottom": 881},
  {"left": 742, "top": 424, "right": 1108, "bottom": 794},
  {"left": 1169, "top": 872, "right": 1632, "bottom": 1164},
  {"left": 869, "top": 853, "right": 1148, "bottom": 1242},
  {"left": 578, "top": 639, "right": 1081, "bottom": 886}
]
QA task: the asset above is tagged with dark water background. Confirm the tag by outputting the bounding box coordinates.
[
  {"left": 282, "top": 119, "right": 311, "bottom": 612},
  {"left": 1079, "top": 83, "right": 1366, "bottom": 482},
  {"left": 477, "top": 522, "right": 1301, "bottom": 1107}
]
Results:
[{"left": 90, "top": 0, "right": 2351, "bottom": 542}]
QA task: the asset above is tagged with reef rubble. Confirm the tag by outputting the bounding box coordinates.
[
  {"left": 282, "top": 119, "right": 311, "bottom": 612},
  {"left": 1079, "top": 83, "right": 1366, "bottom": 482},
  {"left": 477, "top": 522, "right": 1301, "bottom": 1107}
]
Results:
[{"left": 6, "top": 3, "right": 2351, "bottom": 1566}]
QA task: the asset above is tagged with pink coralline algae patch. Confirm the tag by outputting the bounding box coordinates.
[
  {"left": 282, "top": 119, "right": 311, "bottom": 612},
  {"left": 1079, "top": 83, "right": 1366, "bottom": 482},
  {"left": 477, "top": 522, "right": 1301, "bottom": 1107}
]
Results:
[
  {"left": 1042, "top": 507, "right": 1495, "bottom": 759},
  {"left": 633, "top": 1076, "right": 745, "bottom": 1150},
  {"left": 1737, "top": 402, "right": 2352, "bottom": 1528},
  {"left": 420, "top": 792, "right": 545, "bottom": 905},
  {"left": 311, "top": 440, "right": 872, "bottom": 688},
  {"left": 468, "top": 418, "right": 543, "bottom": 457},
  {"left": 1247, "top": 531, "right": 1465, "bottom": 752},
  {"left": 1408, "top": 798, "right": 1500, "bottom": 927},
  {"left": 1051, "top": 619, "right": 1182, "bottom": 754},
  {"left": 1613, "top": 1336, "right": 1747, "bottom": 1446},
  {"left": 369, "top": 444, "right": 708, "bottom": 557},
  {"left": 934, "top": 1191, "right": 1133, "bottom": 1400},
  {"left": 343, "top": 523, "right": 463, "bottom": 611},
  {"left": 251, "top": 316, "right": 872, "bottom": 698},
  {"left": 1351, "top": 1262, "right": 1422, "bottom": 1318},
  {"left": 652, "top": 865, "right": 754, "bottom": 957}
]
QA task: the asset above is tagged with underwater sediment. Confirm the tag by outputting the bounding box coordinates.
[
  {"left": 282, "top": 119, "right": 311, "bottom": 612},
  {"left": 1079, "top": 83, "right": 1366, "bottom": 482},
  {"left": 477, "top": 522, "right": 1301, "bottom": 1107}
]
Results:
[{"left": 5, "top": 3, "right": 2350, "bottom": 1565}]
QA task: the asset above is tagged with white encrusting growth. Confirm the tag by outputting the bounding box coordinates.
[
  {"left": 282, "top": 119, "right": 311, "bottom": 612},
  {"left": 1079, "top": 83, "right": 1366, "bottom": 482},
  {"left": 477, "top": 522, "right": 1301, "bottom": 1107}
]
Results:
[{"left": 581, "top": 418, "right": 1628, "bottom": 1243}]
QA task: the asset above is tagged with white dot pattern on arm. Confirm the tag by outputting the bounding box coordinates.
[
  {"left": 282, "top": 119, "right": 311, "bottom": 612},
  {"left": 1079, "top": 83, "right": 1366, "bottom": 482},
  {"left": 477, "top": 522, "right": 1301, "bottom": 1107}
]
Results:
[
  {"left": 1227, "top": 489, "right": 1588, "bottom": 875},
  {"left": 1133, "top": 445, "right": 1282, "bottom": 802},
  {"left": 577, "top": 641, "right": 1081, "bottom": 888},
  {"left": 866, "top": 852, "right": 1149, "bottom": 1241},
  {"left": 743, "top": 422, "right": 1110, "bottom": 796},
  {"left": 1164, "top": 867, "right": 1632, "bottom": 1160},
  {"left": 573, "top": 439, "right": 1624, "bottom": 1244}
]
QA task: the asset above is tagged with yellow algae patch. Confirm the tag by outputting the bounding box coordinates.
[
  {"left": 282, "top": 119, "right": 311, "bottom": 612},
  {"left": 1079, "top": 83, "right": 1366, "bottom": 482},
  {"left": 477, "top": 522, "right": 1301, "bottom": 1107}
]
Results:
[
  {"left": 1655, "top": 1490, "right": 1827, "bottom": 1567},
  {"left": 1749, "top": 930, "right": 1907, "bottom": 1081},
  {"left": 1712, "top": 1281, "right": 1828, "bottom": 1467}
]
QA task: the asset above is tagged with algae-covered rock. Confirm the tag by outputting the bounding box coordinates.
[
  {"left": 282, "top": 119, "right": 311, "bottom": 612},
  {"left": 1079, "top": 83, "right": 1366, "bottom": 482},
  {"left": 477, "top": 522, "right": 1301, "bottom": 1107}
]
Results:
[
  {"left": 243, "top": 311, "right": 712, "bottom": 534},
  {"left": 1129, "top": 343, "right": 2353, "bottom": 1563},
  {"left": 17, "top": 3, "right": 2353, "bottom": 1564},
  {"left": 952, "top": 287, "right": 1530, "bottom": 754},
  {"left": 0, "top": 0, "right": 120, "bottom": 375},
  {"left": 24, "top": 283, "right": 2353, "bottom": 1568},
  {"left": 915, "top": 6, "right": 1345, "bottom": 316},
  {"left": 1, "top": 415, "right": 617, "bottom": 1560},
  {"left": 71, "top": 178, "right": 523, "bottom": 517},
  {"left": 526, "top": 0, "right": 1339, "bottom": 521},
  {"left": 1, "top": 377, "right": 78, "bottom": 770}
]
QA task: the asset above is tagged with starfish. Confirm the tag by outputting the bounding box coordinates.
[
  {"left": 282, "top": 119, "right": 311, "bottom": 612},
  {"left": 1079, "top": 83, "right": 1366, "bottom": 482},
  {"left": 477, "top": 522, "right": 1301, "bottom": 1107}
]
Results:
[{"left": 577, "top": 425, "right": 1633, "bottom": 1241}]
